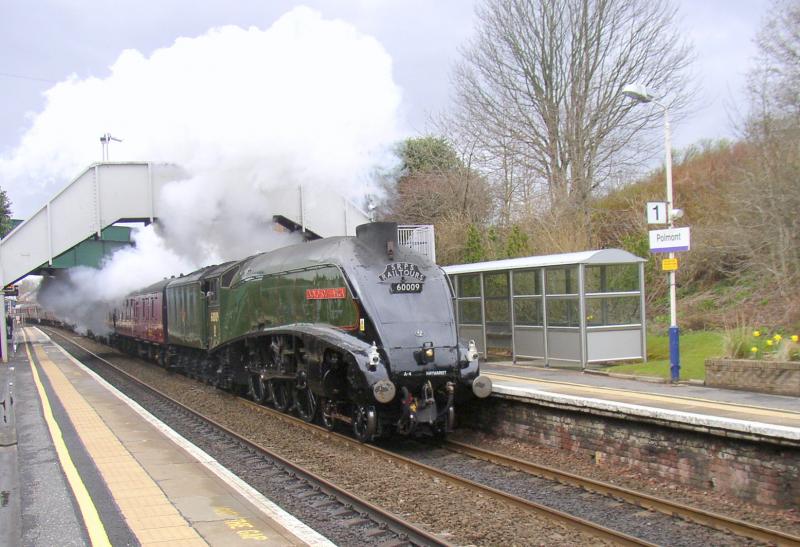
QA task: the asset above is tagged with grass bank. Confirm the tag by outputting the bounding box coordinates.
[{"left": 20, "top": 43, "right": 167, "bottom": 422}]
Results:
[{"left": 601, "top": 330, "right": 724, "bottom": 381}]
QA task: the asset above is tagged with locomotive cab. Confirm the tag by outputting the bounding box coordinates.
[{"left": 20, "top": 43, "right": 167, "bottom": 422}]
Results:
[{"left": 339, "top": 222, "right": 491, "bottom": 439}]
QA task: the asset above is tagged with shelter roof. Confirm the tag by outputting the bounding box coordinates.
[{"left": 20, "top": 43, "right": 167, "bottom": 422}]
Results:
[{"left": 442, "top": 249, "right": 645, "bottom": 276}]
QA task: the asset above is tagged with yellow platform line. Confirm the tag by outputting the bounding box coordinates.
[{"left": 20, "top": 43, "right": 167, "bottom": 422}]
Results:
[
  {"left": 24, "top": 330, "right": 112, "bottom": 547},
  {"left": 486, "top": 371, "right": 800, "bottom": 421},
  {"left": 24, "top": 329, "right": 206, "bottom": 546}
]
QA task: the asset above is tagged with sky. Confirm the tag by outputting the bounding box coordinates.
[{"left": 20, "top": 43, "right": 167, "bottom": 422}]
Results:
[{"left": 0, "top": 0, "right": 770, "bottom": 220}]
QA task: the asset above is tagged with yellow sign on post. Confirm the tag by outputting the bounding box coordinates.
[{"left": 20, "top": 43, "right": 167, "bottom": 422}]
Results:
[{"left": 662, "top": 258, "right": 678, "bottom": 271}]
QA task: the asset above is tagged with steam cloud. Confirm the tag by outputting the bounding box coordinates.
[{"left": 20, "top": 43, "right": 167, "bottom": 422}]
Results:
[{"left": 2, "top": 7, "right": 404, "bottom": 332}]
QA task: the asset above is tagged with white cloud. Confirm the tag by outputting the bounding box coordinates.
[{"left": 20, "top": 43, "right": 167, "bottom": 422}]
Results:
[
  {"left": 1, "top": 6, "right": 403, "bottom": 217},
  {"left": 19, "top": 6, "right": 404, "bottom": 330}
]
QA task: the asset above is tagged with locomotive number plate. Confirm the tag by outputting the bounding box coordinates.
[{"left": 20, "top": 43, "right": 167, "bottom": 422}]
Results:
[{"left": 390, "top": 282, "right": 423, "bottom": 294}]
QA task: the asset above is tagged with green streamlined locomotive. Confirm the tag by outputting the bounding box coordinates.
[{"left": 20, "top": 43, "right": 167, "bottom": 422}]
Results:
[{"left": 111, "top": 222, "right": 491, "bottom": 441}]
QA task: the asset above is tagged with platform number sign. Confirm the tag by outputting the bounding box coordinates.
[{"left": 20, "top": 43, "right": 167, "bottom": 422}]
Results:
[{"left": 647, "top": 202, "right": 668, "bottom": 225}]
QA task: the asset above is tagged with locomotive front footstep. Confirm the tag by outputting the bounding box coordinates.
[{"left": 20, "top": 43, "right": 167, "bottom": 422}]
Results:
[{"left": 107, "top": 222, "right": 491, "bottom": 442}]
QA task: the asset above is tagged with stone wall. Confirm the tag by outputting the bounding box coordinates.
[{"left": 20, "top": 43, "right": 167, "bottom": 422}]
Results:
[
  {"left": 462, "top": 397, "right": 800, "bottom": 508},
  {"left": 705, "top": 359, "right": 800, "bottom": 396}
]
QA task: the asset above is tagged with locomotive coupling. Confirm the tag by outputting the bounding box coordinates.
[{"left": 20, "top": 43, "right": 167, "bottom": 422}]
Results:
[{"left": 471, "top": 374, "right": 492, "bottom": 398}]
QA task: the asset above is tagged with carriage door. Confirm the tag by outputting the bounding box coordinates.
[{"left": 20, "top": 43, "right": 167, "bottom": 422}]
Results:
[{"left": 206, "top": 278, "right": 221, "bottom": 349}]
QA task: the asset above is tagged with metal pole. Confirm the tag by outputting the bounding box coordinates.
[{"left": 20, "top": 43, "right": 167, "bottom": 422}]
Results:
[
  {"left": 1, "top": 298, "right": 7, "bottom": 364},
  {"left": 663, "top": 106, "right": 680, "bottom": 382},
  {"left": 479, "top": 272, "right": 487, "bottom": 360},
  {"left": 639, "top": 262, "right": 648, "bottom": 362},
  {"left": 541, "top": 268, "right": 549, "bottom": 367},
  {"left": 508, "top": 271, "right": 516, "bottom": 364},
  {"left": 578, "top": 264, "right": 587, "bottom": 370}
]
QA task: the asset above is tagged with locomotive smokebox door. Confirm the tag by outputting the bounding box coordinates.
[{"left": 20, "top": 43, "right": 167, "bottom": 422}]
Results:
[{"left": 356, "top": 222, "right": 398, "bottom": 259}]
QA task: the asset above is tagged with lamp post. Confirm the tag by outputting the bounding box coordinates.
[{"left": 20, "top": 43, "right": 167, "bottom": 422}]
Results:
[{"left": 621, "top": 84, "right": 680, "bottom": 382}]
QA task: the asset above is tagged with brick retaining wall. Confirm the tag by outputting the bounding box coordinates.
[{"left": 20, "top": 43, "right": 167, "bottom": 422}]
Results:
[
  {"left": 705, "top": 359, "right": 800, "bottom": 396},
  {"left": 462, "top": 397, "right": 800, "bottom": 508}
]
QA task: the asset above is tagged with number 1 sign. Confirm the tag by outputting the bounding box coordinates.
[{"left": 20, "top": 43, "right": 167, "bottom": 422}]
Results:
[{"left": 646, "top": 202, "right": 668, "bottom": 225}]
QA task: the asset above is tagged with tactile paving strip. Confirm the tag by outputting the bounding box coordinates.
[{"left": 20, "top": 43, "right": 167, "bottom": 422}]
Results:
[{"left": 32, "top": 342, "right": 206, "bottom": 546}]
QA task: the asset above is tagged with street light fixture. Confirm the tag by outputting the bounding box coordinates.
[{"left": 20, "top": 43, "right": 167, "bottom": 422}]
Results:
[
  {"left": 100, "top": 133, "right": 123, "bottom": 161},
  {"left": 622, "top": 83, "right": 681, "bottom": 382}
]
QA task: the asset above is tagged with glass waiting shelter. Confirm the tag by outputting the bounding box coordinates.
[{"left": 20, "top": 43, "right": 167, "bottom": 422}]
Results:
[{"left": 443, "top": 249, "right": 647, "bottom": 369}]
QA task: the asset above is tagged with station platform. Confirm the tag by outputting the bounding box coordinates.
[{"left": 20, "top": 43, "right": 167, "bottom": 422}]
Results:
[
  {"left": 482, "top": 362, "right": 800, "bottom": 445},
  {"left": 0, "top": 327, "right": 333, "bottom": 547}
]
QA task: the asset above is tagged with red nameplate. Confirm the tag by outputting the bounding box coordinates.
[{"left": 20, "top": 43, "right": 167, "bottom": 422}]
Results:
[{"left": 305, "top": 287, "right": 346, "bottom": 300}]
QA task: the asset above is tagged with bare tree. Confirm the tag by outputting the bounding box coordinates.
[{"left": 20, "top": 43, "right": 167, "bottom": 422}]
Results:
[
  {"left": 750, "top": 0, "right": 800, "bottom": 120},
  {"left": 451, "top": 0, "right": 694, "bottom": 231},
  {"left": 725, "top": 0, "right": 800, "bottom": 295}
]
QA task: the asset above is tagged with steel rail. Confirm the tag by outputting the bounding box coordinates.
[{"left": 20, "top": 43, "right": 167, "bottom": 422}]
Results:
[
  {"left": 57, "top": 328, "right": 796, "bottom": 546},
  {"left": 234, "top": 399, "right": 655, "bottom": 545},
  {"left": 49, "top": 328, "right": 653, "bottom": 546},
  {"left": 43, "top": 329, "right": 450, "bottom": 547},
  {"left": 444, "top": 440, "right": 800, "bottom": 547}
]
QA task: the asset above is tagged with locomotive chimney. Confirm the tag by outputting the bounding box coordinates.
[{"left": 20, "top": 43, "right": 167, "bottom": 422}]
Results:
[{"left": 356, "top": 222, "right": 398, "bottom": 260}]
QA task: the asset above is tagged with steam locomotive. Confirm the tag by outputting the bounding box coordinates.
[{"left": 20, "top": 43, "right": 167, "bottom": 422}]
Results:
[{"left": 109, "top": 222, "right": 491, "bottom": 441}]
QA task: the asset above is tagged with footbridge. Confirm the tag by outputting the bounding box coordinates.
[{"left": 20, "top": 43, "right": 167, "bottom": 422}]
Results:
[{"left": 0, "top": 161, "right": 370, "bottom": 360}]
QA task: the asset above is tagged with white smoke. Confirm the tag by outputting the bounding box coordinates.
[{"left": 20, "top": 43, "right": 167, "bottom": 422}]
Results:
[
  {"left": 2, "top": 7, "right": 403, "bottom": 211},
  {"left": 10, "top": 7, "right": 405, "bottom": 330}
]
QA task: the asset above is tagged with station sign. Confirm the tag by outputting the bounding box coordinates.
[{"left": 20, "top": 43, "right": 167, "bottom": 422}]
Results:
[
  {"left": 3, "top": 285, "right": 18, "bottom": 297},
  {"left": 646, "top": 202, "right": 668, "bottom": 225},
  {"left": 649, "top": 227, "right": 690, "bottom": 253}
]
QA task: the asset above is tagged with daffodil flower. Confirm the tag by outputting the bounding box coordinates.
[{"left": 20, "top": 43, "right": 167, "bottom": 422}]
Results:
[
  {"left": 774, "top": 334, "right": 782, "bottom": 342},
  {"left": 766, "top": 339, "right": 773, "bottom": 346},
  {"left": 753, "top": 330, "right": 761, "bottom": 337},
  {"left": 750, "top": 346, "right": 758, "bottom": 353},
  {"left": 792, "top": 335, "right": 799, "bottom": 343}
]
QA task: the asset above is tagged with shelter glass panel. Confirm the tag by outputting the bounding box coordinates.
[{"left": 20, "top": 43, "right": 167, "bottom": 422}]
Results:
[
  {"left": 483, "top": 272, "right": 511, "bottom": 359},
  {"left": 459, "top": 300, "right": 482, "bottom": 324},
  {"left": 485, "top": 299, "right": 510, "bottom": 322},
  {"left": 585, "top": 264, "right": 639, "bottom": 293},
  {"left": 513, "top": 269, "right": 541, "bottom": 296},
  {"left": 483, "top": 272, "right": 509, "bottom": 298},
  {"left": 546, "top": 297, "right": 579, "bottom": 327},
  {"left": 457, "top": 274, "right": 481, "bottom": 298},
  {"left": 545, "top": 267, "right": 578, "bottom": 295},
  {"left": 586, "top": 296, "right": 641, "bottom": 326},
  {"left": 514, "top": 297, "right": 542, "bottom": 326}
]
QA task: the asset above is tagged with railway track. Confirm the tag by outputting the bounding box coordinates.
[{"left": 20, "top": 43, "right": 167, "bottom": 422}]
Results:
[
  {"left": 235, "top": 398, "right": 800, "bottom": 547},
  {"left": 226, "top": 405, "right": 653, "bottom": 545},
  {"left": 40, "top": 328, "right": 449, "bottom": 547},
  {"left": 45, "top": 327, "right": 800, "bottom": 546},
  {"left": 442, "top": 441, "right": 800, "bottom": 547}
]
